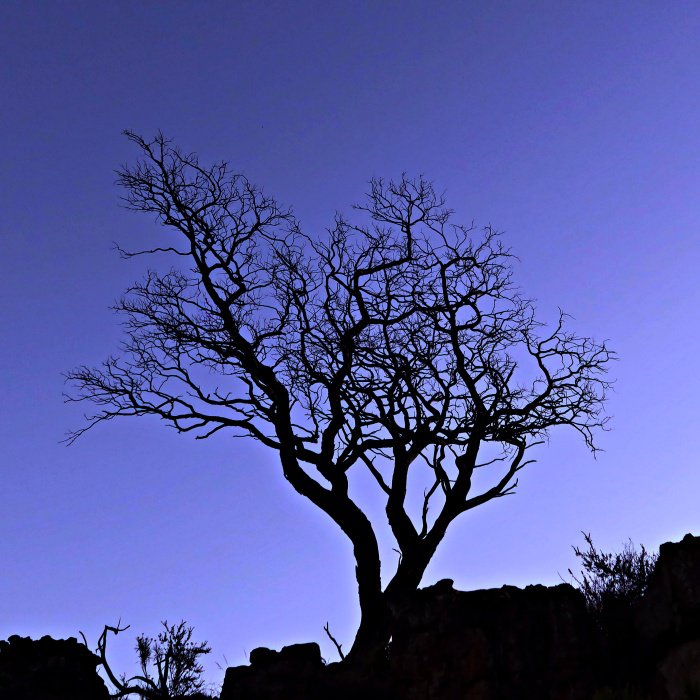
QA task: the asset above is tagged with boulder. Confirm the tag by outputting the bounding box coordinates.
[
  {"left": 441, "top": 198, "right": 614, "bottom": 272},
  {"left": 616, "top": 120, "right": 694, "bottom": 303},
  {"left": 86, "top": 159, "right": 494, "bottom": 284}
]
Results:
[
  {"left": 221, "top": 642, "right": 324, "bottom": 700},
  {"left": 0, "top": 634, "right": 110, "bottom": 700},
  {"left": 634, "top": 533, "right": 700, "bottom": 699},
  {"left": 636, "top": 533, "right": 700, "bottom": 653}
]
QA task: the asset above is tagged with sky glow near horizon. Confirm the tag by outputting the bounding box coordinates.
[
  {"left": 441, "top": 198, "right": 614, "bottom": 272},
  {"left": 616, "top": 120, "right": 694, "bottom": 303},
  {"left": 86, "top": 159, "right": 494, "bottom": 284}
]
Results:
[{"left": 1, "top": 0, "right": 699, "bottom": 688}]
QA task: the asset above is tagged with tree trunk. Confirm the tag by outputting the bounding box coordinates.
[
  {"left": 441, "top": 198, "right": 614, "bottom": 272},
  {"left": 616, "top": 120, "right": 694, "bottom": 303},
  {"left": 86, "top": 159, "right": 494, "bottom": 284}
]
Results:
[
  {"left": 345, "top": 596, "right": 392, "bottom": 669},
  {"left": 344, "top": 556, "right": 429, "bottom": 667},
  {"left": 345, "top": 534, "right": 451, "bottom": 667},
  {"left": 343, "top": 537, "right": 391, "bottom": 669}
]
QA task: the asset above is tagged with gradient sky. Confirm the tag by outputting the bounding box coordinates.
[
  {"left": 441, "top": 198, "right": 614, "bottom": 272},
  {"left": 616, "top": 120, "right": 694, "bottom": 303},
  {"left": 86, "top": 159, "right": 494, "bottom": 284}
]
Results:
[{"left": 2, "top": 0, "right": 699, "bottom": 690}]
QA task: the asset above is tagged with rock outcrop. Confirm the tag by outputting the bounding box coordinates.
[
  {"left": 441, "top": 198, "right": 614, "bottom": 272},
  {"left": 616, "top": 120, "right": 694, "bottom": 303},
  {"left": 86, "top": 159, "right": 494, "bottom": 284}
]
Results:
[
  {"left": 221, "top": 582, "right": 600, "bottom": 700},
  {"left": 635, "top": 533, "right": 700, "bottom": 699},
  {"left": 221, "top": 533, "right": 700, "bottom": 700},
  {"left": 389, "top": 580, "right": 598, "bottom": 700},
  {"left": 0, "top": 634, "right": 110, "bottom": 700},
  {"left": 636, "top": 533, "right": 700, "bottom": 652},
  {"left": 223, "top": 643, "right": 326, "bottom": 699}
]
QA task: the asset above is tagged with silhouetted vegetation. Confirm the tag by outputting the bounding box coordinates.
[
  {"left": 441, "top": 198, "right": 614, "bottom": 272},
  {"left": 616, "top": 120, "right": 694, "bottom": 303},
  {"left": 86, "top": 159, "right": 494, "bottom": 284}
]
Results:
[
  {"left": 92, "top": 620, "right": 211, "bottom": 699},
  {"left": 66, "top": 131, "right": 613, "bottom": 664},
  {"left": 569, "top": 532, "right": 658, "bottom": 622}
]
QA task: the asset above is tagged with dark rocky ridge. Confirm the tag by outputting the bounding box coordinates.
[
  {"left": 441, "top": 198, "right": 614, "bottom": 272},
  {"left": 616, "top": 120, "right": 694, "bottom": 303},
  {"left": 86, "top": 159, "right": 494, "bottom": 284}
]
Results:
[
  {"left": 389, "top": 580, "right": 598, "bottom": 699},
  {"left": 222, "top": 533, "right": 700, "bottom": 700}
]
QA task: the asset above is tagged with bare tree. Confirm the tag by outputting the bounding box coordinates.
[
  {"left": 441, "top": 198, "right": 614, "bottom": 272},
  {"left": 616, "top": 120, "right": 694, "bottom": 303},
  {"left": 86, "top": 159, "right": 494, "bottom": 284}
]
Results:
[
  {"left": 92, "top": 620, "right": 211, "bottom": 699},
  {"left": 67, "top": 132, "right": 613, "bottom": 666}
]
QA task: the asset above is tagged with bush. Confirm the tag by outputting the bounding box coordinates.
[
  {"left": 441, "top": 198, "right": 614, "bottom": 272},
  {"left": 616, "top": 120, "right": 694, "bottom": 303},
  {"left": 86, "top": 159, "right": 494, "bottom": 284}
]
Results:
[
  {"left": 569, "top": 532, "right": 658, "bottom": 621},
  {"left": 93, "top": 620, "right": 212, "bottom": 699}
]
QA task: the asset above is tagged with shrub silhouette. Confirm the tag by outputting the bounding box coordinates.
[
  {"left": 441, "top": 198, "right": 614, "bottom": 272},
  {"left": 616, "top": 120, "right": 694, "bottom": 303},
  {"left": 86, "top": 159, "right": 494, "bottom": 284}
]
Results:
[
  {"left": 93, "top": 620, "right": 211, "bottom": 699},
  {"left": 569, "top": 532, "right": 658, "bottom": 622}
]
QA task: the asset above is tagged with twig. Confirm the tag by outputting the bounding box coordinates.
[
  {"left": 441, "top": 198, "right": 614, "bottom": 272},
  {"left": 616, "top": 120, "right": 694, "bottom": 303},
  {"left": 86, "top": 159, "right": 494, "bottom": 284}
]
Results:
[{"left": 323, "top": 622, "right": 345, "bottom": 660}]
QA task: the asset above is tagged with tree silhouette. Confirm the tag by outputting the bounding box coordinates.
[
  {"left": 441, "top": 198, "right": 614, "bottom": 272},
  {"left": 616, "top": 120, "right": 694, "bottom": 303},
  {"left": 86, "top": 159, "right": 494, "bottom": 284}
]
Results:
[{"left": 67, "top": 132, "right": 613, "bottom": 665}]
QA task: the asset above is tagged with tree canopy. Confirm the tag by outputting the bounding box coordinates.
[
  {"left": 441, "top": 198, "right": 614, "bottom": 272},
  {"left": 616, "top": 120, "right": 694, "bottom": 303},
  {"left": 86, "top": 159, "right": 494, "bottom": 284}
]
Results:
[{"left": 67, "top": 132, "right": 613, "bottom": 663}]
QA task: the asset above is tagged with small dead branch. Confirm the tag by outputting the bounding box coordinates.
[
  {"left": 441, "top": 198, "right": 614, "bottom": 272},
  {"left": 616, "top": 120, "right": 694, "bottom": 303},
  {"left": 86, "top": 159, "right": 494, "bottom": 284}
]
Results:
[{"left": 323, "top": 622, "right": 345, "bottom": 661}]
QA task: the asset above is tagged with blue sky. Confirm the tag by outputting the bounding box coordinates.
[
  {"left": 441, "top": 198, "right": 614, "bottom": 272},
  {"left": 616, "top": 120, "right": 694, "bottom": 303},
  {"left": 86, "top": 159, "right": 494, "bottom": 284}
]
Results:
[{"left": 2, "top": 0, "right": 699, "bottom": 688}]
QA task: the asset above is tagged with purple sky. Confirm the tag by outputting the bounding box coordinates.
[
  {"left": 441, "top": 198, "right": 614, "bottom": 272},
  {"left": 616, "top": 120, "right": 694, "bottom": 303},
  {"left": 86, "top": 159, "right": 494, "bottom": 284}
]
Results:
[{"left": 2, "top": 1, "right": 699, "bottom": 689}]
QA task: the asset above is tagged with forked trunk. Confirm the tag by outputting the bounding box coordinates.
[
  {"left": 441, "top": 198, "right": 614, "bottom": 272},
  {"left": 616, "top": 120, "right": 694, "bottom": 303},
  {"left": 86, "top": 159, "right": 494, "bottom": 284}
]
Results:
[
  {"left": 346, "top": 540, "right": 446, "bottom": 670},
  {"left": 345, "top": 548, "right": 436, "bottom": 669}
]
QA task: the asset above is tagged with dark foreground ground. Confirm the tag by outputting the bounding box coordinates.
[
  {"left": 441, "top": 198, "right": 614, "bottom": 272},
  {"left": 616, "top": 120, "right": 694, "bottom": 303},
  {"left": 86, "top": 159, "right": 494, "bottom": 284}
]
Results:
[{"left": 2, "top": 533, "right": 699, "bottom": 699}]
